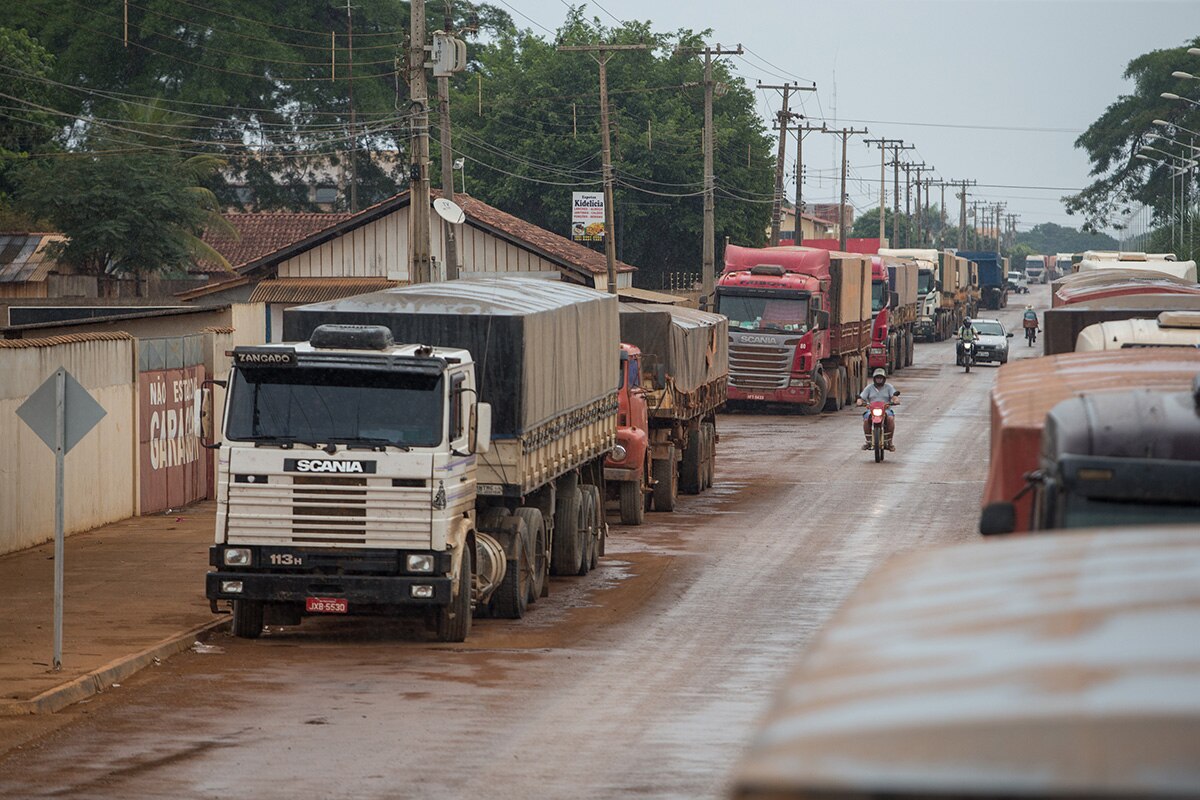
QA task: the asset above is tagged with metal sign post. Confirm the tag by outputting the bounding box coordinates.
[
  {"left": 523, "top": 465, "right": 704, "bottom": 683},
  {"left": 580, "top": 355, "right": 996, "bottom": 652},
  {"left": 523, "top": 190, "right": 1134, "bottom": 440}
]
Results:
[{"left": 17, "top": 367, "right": 106, "bottom": 671}]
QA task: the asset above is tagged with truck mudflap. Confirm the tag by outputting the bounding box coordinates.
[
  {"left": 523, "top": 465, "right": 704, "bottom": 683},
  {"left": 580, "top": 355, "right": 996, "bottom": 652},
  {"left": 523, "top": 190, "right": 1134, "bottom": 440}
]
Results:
[
  {"left": 728, "top": 384, "right": 815, "bottom": 405},
  {"left": 206, "top": 571, "right": 451, "bottom": 607}
]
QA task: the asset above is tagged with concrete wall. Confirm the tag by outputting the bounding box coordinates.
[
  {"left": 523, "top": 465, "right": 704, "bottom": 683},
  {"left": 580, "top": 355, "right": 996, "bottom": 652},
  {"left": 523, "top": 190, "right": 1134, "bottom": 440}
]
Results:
[{"left": 0, "top": 334, "right": 137, "bottom": 555}]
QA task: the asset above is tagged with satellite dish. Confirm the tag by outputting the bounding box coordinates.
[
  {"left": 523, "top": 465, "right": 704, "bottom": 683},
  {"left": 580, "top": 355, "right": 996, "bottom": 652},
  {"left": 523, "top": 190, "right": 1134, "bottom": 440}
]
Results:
[{"left": 433, "top": 197, "right": 465, "bottom": 225}]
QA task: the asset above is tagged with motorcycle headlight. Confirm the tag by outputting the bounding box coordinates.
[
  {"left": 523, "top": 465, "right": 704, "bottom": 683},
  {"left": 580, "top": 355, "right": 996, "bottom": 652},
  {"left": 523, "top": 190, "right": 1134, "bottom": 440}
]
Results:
[{"left": 871, "top": 409, "right": 884, "bottom": 418}]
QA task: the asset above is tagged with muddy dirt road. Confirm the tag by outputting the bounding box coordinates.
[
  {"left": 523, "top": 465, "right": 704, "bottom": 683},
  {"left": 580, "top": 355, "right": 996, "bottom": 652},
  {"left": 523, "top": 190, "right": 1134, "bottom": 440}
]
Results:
[{"left": 0, "top": 292, "right": 1045, "bottom": 799}]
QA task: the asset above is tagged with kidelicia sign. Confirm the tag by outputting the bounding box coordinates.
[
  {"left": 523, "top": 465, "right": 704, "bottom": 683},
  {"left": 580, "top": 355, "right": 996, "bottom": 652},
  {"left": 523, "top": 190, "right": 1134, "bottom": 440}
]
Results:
[{"left": 16, "top": 368, "right": 107, "bottom": 670}]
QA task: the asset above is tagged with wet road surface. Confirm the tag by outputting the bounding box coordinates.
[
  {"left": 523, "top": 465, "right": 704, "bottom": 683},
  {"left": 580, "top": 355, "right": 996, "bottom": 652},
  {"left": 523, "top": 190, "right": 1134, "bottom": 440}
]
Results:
[{"left": 0, "top": 290, "right": 1047, "bottom": 799}]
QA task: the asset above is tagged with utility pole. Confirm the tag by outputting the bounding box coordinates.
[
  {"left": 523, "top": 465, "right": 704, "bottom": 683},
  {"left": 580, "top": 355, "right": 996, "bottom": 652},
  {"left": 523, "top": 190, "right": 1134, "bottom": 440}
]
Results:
[
  {"left": 437, "top": 2, "right": 459, "bottom": 279},
  {"left": 794, "top": 122, "right": 827, "bottom": 246},
  {"left": 346, "top": 0, "right": 358, "bottom": 212},
  {"left": 955, "top": 179, "right": 976, "bottom": 250},
  {"left": 912, "top": 165, "right": 932, "bottom": 247},
  {"left": 760, "top": 82, "right": 814, "bottom": 246},
  {"left": 884, "top": 142, "right": 914, "bottom": 248},
  {"left": 822, "top": 126, "right": 868, "bottom": 250},
  {"left": 864, "top": 138, "right": 904, "bottom": 245},
  {"left": 559, "top": 43, "right": 649, "bottom": 294},
  {"left": 933, "top": 180, "right": 949, "bottom": 249},
  {"left": 408, "top": 0, "right": 432, "bottom": 283},
  {"left": 680, "top": 43, "right": 743, "bottom": 309}
]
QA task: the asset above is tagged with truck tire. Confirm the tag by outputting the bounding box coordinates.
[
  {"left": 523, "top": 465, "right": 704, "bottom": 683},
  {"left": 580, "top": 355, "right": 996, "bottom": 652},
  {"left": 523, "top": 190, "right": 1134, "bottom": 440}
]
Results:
[
  {"left": 798, "top": 371, "right": 826, "bottom": 416},
  {"left": 680, "top": 429, "right": 703, "bottom": 495},
  {"left": 551, "top": 487, "right": 583, "bottom": 575},
  {"left": 837, "top": 367, "right": 850, "bottom": 409},
  {"left": 436, "top": 550, "right": 472, "bottom": 642},
  {"left": 652, "top": 446, "right": 677, "bottom": 511},
  {"left": 577, "top": 488, "right": 595, "bottom": 575},
  {"left": 512, "top": 507, "right": 547, "bottom": 603},
  {"left": 619, "top": 479, "right": 645, "bottom": 526},
  {"left": 906, "top": 330, "right": 915, "bottom": 367},
  {"left": 584, "top": 484, "right": 603, "bottom": 569},
  {"left": 491, "top": 522, "right": 529, "bottom": 619},
  {"left": 823, "top": 367, "right": 841, "bottom": 412},
  {"left": 232, "top": 600, "right": 264, "bottom": 640},
  {"left": 701, "top": 422, "right": 716, "bottom": 489},
  {"left": 477, "top": 506, "right": 509, "bottom": 533}
]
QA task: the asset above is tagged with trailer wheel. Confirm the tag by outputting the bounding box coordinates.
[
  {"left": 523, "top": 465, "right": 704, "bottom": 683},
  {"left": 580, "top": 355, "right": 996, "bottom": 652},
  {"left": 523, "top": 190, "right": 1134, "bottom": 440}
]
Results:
[
  {"left": 798, "top": 371, "right": 826, "bottom": 416},
  {"left": 436, "top": 548, "right": 473, "bottom": 642},
  {"left": 836, "top": 367, "right": 850, "bottom": 409},
  {"left": 680, "top": 429, "right": 704, "bottom": 495},
  {"left": 551, "top": 487, "right": 583, "bottom": 575},
  {"left": 701, "top": 422, "right": 716, "bottom": 489},
  {"left": 512, "top": 507, "right": 547, "bottom": 602},
  {"left": 577, "top": 488, "right": 597, "bottom": 575},
  {"left": 652, "top": 447, "right": 677, "bottom": 511},
  {"left": 491, "top": 521, "right": 529, "bottom": 619},
  {"left": 906, "top": 330, "right": 915, "bottom": 367},
  {"left": 232, "top": 600, "right": 264, "bottom": 640},
  {"left": 618, "top": 479, "right": 645, "bottom": 525}
]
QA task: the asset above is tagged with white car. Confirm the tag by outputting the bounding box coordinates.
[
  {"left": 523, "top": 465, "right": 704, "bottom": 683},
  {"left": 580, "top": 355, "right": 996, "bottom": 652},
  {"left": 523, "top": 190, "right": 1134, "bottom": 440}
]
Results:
[
  {"left": 1006, "top": 271, "right": 1029, "bottom": 293},
  {"left": 969, "top": 318, "right": 1013, "bottom": 365}
]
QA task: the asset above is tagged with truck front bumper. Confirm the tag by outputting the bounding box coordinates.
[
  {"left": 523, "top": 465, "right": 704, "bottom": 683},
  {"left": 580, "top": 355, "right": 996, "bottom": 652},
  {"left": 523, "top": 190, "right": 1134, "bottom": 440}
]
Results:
[
  {"left": 207, "top": 571, "right": 451, "bottom": 607},
  {"left": 728, "top": 384, "right": 814, "bottom": 404}
]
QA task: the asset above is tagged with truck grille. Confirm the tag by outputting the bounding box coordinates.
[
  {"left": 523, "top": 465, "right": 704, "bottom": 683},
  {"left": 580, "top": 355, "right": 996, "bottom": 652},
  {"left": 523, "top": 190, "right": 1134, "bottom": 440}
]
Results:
[
  {"left": 728, "top": 341, "right": 795, "bottom": 390},
  {"left": 227, "top": 477, "right": 432, "bottom": 548}
]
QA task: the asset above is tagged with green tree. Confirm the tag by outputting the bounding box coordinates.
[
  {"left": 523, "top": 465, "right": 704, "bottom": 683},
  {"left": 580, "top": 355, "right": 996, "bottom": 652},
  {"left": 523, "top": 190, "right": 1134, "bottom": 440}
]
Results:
[
  {"left": 1065, "top": 37, "right": 1200, "bottom": 243},
  {"left": 0, "top": 27, "right": 57, "bottom": 213},
  {"left": 1012, "top": 222, "right": 1118, "bottom": 254},
  {"left": 447, "top": 12, "right": 774, "bottom": 283}
]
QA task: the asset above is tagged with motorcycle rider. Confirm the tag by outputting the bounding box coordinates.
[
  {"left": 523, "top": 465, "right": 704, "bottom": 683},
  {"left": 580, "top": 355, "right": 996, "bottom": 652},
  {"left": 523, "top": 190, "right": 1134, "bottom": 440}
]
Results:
[
  {"left": 957, "top": 317, "right": 978, "bottom": 365},
  {"left": 1022, "top": 305, "right": 1040, "bottom": 344},
  {"left": 857, "top": 367, "right": 899, "bottom": 451}
]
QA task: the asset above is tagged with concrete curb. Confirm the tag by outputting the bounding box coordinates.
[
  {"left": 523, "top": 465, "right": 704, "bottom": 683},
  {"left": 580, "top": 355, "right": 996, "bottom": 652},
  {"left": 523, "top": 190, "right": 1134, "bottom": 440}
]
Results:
[{"left": 0, "top": 618, "right": 229, "bottom": 717}]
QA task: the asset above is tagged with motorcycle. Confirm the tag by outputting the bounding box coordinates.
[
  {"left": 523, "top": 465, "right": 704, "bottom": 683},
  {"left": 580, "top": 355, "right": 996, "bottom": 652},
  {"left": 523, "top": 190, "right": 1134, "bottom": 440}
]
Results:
[
  {"left": 1024, "top": 319, "right": 1038, "bottom": 346},
  {"left": 863, "top": 391, "right": 900, "bottom": 463},
  {"left": 960, "top": 340, "right": 975, "bottom": 373}
]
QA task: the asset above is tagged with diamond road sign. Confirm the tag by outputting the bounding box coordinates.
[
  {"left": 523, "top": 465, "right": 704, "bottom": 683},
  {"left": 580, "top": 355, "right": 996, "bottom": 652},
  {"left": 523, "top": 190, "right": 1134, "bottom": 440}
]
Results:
[{"left": 17, "top": 368, "right": 107, "bottom": 454}]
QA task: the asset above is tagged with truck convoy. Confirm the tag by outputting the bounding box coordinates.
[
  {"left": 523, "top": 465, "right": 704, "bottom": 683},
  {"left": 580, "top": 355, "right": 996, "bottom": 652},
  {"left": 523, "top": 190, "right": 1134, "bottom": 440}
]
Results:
[
  {"left": 717, "top": 245, "right": 872, "bottom": 414},
  {"left": 606, "top": 303, "right": 727, "bottom": 524},
  {"left": 867, "top": 256, "right": 917, "bottom": 374},
  {"left": 205, "top": 277, "right": 619, "bottom": 641},
  {"left": 978, "top": 348, "right": 1200, "bottom": 534},
  {"left": 959, "top": 250, "right": 1008, "bottom": 310}
]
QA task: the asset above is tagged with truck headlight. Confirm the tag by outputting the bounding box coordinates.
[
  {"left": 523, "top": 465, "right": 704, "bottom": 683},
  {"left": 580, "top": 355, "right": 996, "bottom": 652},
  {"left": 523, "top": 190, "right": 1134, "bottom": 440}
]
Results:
[
  {"left": 224, "top": 547, "right": 252, "bottom": 566},
  {"left": 221, "top": 580, "right": 244, "bottom": 594},
  {"left": 411, "top": 585, "right": 434, "bottom": 598},
  {"left": 610, "top": 445, "right": 627, "bottom": 462},
  {"left": 406, "top": 554, "right": 435, "bottom": 573}
]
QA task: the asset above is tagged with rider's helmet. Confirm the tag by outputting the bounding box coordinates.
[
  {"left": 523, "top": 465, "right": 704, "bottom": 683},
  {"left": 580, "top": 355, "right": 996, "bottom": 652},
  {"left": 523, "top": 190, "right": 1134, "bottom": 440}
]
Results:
[
  {"left": 963, "top": 317, "right": 973, "bottom": 326},
  {"left": 872, "top": 368, "right": 887, "bottom": 381}
]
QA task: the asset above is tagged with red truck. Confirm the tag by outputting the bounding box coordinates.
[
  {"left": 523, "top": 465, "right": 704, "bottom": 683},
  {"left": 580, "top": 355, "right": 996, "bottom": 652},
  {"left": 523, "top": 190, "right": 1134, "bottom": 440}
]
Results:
[
  {"left": 868, "top": 257, "right": 919, "bottom": 374},
  {"left": 717, "top": 245, "right": 872, "bottom": 415}
]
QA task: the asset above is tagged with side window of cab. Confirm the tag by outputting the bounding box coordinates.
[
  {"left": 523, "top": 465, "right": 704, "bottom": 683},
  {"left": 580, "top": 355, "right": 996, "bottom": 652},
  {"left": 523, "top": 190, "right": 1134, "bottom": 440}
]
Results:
[{"left": 450, "top": 373, "right": 466, "bottom": 444}]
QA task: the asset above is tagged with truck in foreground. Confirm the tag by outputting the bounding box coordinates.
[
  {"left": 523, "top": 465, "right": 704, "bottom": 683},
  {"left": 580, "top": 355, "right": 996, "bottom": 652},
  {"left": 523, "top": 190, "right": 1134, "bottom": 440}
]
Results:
[
  {"left": 1043, "top": 294, "right": 1200, "bottom": 354},
  {"left": 717, "top": 245, "right": 871, "bottom": 414},
  {"left": 205, "top": 277, "right": 619, "bottom": 641},
  {"left": 1075, "top": 310, "right": 1200, "bottom": 351},
  {"left": 606, "top": 303, "right": 727, "bottom": 523},
  {"left": 731, "top": 526, "right": 1200, "bottom": 799}
]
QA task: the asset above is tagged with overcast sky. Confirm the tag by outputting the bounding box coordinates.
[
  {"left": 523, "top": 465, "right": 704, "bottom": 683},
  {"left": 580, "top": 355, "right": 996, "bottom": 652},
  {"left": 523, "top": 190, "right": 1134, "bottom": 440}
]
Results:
[{"left": 503, "top": 0, "right": 1200, "bottom": 233}]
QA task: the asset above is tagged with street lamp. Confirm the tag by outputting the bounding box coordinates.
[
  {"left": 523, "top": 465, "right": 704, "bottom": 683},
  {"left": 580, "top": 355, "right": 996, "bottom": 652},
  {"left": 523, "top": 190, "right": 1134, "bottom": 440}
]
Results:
[
  {"left": 1145, "top": 133, "right": 1200, "bottom": 153},
  {"left": 1153, "top": 118, "right": 1200, "bottom": 138},
  {"left": 1162, "top": 92, "right": 1200, "bottom": 108},
  {"left": 1190, "top": 48, "right": 1200, "bottom": 56},
  {"left": 1171, "top": 71, "right": 1199, "bottom": 80}
]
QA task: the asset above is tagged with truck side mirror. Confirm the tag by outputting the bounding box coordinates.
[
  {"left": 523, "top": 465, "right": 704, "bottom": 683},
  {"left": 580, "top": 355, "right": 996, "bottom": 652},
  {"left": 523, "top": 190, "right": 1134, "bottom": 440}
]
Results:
[
  {"left": 199, "top": 378, "right": 226, "bottom": 450},
  {"left": 472, "top": 402, "right": 492, "bottom": 455},
  {"left": 979, "top": 502, "right": 1016, "bottom": 536}
]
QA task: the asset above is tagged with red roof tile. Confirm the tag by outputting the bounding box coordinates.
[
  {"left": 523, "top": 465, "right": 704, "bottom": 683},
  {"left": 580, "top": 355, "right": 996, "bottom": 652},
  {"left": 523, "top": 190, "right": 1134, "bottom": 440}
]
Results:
[{"left": 199, "top": 212, "right": 354, "bottom": 272}]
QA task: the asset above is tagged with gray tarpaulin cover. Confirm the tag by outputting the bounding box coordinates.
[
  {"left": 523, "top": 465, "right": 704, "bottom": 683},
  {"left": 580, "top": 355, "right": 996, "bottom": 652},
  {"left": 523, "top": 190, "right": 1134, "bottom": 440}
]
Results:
[
  {"left": 283, "top": 277, "right": 619, "bottom": 436},
  {"left": 1043, "top": 294, "right": 1200, "bottom": 355},
  {"left": 618, "top": 303, "right": 728, "bottom": 393}
]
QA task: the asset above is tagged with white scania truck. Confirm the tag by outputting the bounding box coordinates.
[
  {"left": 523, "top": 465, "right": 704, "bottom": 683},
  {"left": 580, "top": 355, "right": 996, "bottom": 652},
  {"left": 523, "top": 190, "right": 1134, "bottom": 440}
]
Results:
[{"left": 205, "top": 278, "right": 618, "bottom": 642}]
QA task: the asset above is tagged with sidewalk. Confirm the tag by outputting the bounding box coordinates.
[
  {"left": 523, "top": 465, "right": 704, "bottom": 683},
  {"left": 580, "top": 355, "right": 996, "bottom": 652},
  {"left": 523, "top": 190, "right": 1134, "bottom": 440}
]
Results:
[{"left": 0, "top": 502, "right": 223, "bottom": 715}]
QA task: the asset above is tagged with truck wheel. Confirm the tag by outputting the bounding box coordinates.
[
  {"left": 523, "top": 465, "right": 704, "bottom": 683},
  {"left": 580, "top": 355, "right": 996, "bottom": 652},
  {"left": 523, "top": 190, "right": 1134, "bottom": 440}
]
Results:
[
  {"left": 588, "top": 485, "right": 604, "bottom": 568},
  {"left": 436, "top": 550, "right": 473, "bottom": 642},
  {"left": 491, "top": 523, "right": 529, "bottom": 619},
  {"left": 551, "top": 487, "right": 583, "bottom": 575},
  {"left": 679, "top": 429, "right": 703, "bottom": 495},
  {"left": 837, "top": 367, "right": 850, "bottom": 409},
  {"left": 232, "top": 600, "right": 264, "bottom": 640},
  {"left": 797, "top": 371, "right": 826, "bottom": 416},
  {"left": 652, "top": 447, "right": 677, "bottom": 511},
  {"left": 577, "top": 489, "right": 596, "bottom": 575},
  {"left": 823, "top": 368, "right": 841, "bottom": 412},
  {"left": 619, "top": 480, "right": 645, "bottom": 525},
  {"left": 701, "top": 422, "right": 716, "bottom": 489},
  {"left": 512, "top": 507, "right": 547, "bottom": 602},
  {"left": 477, "top": 506, "right": 509, "bottom": 532},
  {"left": 906, "top": 331, "right": 915, "bottom": 367}
]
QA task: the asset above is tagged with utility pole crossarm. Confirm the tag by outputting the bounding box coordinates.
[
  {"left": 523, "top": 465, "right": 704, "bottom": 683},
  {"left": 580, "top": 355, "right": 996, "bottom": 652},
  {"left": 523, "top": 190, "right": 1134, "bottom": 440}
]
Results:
[{"left": 557, "top": 43, "right": 651, "bottom": 294}]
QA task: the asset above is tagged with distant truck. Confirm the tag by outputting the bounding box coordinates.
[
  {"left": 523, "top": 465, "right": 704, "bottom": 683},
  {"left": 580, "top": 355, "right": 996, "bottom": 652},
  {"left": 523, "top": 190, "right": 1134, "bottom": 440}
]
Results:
[
  {"left": 1024, "top": 254, "right": 1046, "bottom": 284},
  {"left": 1075, "top": 311, "right": 1200, "bottom": 351},
  {"left": 879, "top": 247, "right": 960, "bottom": 342},
  {"left": 958, "top": 250, "right": 1007, "bottom": 310},
  {"left": 1043, "top": 294, "right": 1200, "bottom": 355},
  {"left": 205, "top": 278, "right": 619, "bottom": 641},
  {"left": 606, "top": 304, "right": 727, "bottom": 524},
  {"left": 867, "top": 256, "right": 918, "bottom": 373},
  {"left": 1053, "top": 253, "right": 1073, "bottom": 281},
  {"left": 978, "top": 348, "right": 1200, "bottom": 534},
  {"left": 717, "top": 245, "right": 872, "bottom": 414}
]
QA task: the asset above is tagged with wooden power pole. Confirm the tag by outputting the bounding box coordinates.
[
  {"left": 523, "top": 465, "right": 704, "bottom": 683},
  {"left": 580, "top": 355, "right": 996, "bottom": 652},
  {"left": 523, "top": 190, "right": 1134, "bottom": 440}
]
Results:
[
  {"left": 760, "top": 82, "right": 814, "bottom": 246},
  {"left": 822, "top": 126, "right": 868, "bottom": 250},
  {"left": 794, "top": 122, "right": 826, "bottom": 246},
  {"left": 864, "top": 137, "right": 903, "bottom": 245},
  {"left": 408, "top": 0, "right": 432, "bottom": 283},
  {"left": 559, "top": 43, "right": 649, "bottom": 294}
]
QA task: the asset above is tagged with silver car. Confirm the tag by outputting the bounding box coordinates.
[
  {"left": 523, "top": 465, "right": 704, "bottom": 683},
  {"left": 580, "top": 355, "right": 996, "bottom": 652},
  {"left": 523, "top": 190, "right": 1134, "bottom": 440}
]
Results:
[{"left": 970, "top": 318, "right": 1013, "bottom": 365}]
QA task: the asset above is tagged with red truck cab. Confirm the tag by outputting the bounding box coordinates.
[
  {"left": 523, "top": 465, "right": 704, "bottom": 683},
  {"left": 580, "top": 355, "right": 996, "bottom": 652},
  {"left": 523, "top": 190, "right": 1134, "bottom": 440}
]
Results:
[
  {"left": 869, "top": 257, "right": 890, "bottom": 370},
  {"left": 604, "top": 343, "right": 650, "bottom": 523}
]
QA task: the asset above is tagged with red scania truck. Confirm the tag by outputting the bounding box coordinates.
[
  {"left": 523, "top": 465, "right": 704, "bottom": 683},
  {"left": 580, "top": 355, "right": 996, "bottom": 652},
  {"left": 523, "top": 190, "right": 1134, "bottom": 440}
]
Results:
[
  {"left": 716, "top": 245, "right": 872, "bottom": 414},
  {"left": 868, "top": 256, "right": 919, "bottom": 375}
]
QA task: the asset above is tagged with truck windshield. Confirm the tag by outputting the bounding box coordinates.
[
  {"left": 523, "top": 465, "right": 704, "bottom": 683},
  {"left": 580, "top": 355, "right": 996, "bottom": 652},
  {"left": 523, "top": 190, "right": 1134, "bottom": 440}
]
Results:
[
  {"left": 871, "top": 281, "right": 887, "bottom": 313},
  {"left": 226, "top": 366, "right": 443, "bottom": 448},
  {"left": 917, "top": 270, "right": 936, "bottom": 295},
  {"left": 717, "top": 293, "right": 809, "bottom": 333}
]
